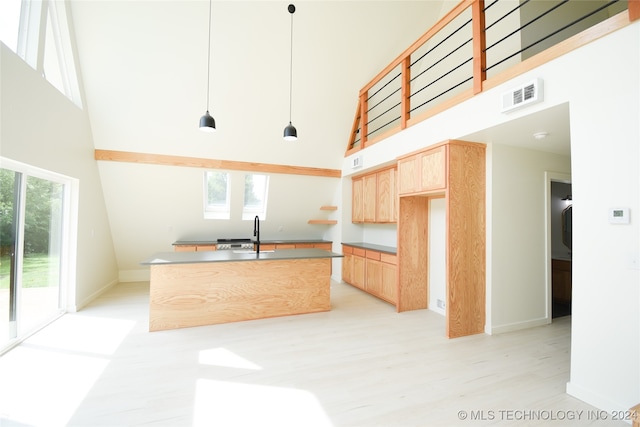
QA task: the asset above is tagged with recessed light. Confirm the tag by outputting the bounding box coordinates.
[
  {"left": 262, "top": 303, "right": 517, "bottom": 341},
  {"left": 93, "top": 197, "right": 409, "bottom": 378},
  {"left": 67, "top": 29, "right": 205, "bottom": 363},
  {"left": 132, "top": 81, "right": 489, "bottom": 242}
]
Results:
[{"left": 533, "top": 132, "right": 548, "bottom": 140}]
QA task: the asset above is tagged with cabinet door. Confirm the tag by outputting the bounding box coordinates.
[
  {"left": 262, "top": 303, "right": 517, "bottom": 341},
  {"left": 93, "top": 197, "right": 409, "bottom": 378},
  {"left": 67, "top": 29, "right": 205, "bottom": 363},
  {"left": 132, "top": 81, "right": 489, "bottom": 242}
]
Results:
[
  {"left": 366, "top": 259, "right": 382, "bottom": 296},
  {"left": 380, "top": 262, "right": 398, "bottom": 304},
  {"left": 352, "top": 178, "right": 364, "bottom": 223},
  {"left": 352, "top": 254, "right": 366, "bottom": 290},
  {"left": 419, "top": 145, "right": 446, "bottom": 191},
  {"left": 398, "top": 156, "right": 419, "bottom": 195},
  {"left": 363, "top": 174, "right": 377, "bottom": 222},
  {"left": 376, "top": 168, "right": 396, "bottom": 223},
  {"left": 342, "top": 254, "right": 353, "bottom": 284}
]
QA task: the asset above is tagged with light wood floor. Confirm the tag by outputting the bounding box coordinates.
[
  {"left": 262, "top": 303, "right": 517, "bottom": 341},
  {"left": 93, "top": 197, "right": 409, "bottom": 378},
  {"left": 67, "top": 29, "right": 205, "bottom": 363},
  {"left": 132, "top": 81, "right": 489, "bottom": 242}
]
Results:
[{"left": 0, "top": 281, "right": 626, "bottom": 427}]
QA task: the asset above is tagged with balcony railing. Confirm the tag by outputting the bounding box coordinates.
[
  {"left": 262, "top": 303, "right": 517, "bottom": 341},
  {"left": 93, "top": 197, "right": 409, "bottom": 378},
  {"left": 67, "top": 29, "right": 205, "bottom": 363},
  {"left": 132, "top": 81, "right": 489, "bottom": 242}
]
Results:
[{"left": 346, "top": 0, "right": 638, "bottom": 156}]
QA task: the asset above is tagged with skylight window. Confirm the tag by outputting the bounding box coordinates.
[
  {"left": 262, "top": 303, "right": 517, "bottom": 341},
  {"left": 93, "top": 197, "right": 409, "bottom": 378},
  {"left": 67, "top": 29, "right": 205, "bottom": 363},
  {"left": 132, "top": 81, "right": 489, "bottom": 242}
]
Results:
[
  {"left": 242, "top": 174, "right": 270, "bottom": 221},
  {"left": 204, "top": 171, "right": 231, "bottom": 220}
]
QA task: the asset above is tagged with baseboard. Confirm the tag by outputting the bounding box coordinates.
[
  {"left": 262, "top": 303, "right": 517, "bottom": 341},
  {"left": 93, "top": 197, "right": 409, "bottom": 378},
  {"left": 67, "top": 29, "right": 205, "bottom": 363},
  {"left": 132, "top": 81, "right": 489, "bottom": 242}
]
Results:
[
  {"left": 119, "top": 269, "right": 150, "bottom": 283},
  {"left": 566, "top": 382, "right": 635, "bottom": 425},
  {"left": 71, "top": 278, "right": 118, "bottom": 312},
  {"left": 490, "top": 316, "right": 550, "bottom": 334}
]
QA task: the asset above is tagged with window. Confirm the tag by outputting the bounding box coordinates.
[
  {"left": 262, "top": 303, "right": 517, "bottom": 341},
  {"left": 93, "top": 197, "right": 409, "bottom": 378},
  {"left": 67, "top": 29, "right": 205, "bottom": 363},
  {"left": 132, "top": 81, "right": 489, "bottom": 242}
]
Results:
[
  {"left": 0, "top": 0, "right": 22, "bottom": 53},
  {"left": 0, "top": 0, "right": 82, "bottom": 107},
  {"left": 204, "top": 171, "right": 230, "bottom": 219},
  {"left": 242, "top": 174, "right": 270, "bottom": 221}
]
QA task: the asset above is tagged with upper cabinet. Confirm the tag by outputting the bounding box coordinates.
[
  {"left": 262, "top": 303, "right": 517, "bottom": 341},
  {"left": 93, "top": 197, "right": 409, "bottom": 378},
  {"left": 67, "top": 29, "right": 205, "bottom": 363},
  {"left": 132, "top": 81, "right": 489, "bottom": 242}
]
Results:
[
  {"left": 398, "top": 145, "right": 446, "bottom": 195},
  {"left": 352, "top": 165, "right": 397, "bottom": 224}
]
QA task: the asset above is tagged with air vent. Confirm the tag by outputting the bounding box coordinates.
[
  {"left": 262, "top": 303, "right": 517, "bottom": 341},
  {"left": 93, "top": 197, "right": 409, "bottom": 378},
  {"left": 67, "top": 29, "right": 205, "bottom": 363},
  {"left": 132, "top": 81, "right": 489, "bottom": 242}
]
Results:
[{"left": 501, "top": 78, "right": 543, "bottom": 113}]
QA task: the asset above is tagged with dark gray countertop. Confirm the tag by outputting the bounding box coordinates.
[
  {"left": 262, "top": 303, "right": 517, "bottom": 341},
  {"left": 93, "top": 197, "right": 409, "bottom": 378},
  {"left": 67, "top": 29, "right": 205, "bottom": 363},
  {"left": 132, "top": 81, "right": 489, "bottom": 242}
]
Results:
[
  {"left": 173, "top": 239, "right": 332, "bottom": 245},
  {"left": 141, "top": 248, "right": 343, "bottom": 265},
  {"left": 341, "top": 242, "right": 397, "bottom": 255}
]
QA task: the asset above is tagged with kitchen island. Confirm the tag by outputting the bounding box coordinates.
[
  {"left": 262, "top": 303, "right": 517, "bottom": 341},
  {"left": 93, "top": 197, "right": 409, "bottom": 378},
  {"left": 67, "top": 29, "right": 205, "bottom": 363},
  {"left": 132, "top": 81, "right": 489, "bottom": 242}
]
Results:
[{"left": 140, "top": 249, "right": 342, "bottom": 331}]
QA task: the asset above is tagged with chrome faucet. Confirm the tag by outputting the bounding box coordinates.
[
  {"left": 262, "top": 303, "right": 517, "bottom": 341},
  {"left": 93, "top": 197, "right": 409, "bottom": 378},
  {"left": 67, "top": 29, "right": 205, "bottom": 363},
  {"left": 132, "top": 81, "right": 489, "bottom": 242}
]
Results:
[{"left": 253, "top": 215, "right": 260, "bottom": 254}]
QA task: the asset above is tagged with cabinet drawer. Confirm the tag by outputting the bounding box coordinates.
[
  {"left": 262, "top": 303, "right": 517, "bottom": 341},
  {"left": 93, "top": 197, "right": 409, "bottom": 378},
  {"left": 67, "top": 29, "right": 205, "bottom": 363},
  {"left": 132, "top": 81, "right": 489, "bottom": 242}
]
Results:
[
  {"left": 366, "top": 250, "right": 381, "bottom": 260},
  {"left": 380, "top": 252, "right": 397, "bottom": 265},
  {"left": 342, "top": 245, "right": 353, "bottom": 255},
  {"left": 352, "top": 247, "right": 366, "bottom": 257},
  {"left": 295, "top": 243, "right": 314, "bottom": 248},
  {"left": 196, "top": 245, "right": 217, "bottom": 251}
]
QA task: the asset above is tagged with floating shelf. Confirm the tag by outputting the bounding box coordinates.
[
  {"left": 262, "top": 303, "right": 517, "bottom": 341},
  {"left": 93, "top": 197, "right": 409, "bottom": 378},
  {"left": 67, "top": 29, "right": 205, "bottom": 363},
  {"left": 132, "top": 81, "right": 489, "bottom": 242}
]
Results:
[
  {"left": 308, "top": 220, "right": 338, "bottom": 225},
  {"left": 320, "top": 205, "right": 338, "bottom": 211}
]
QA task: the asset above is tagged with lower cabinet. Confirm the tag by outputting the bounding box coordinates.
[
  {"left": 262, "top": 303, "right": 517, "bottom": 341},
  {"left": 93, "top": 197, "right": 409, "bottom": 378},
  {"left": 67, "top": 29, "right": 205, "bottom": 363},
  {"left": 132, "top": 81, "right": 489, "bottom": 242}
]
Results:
[
  {"left": 342, "top": 245, "right": 397, "bottom": 305},
  {"left": 174, "top": 245, "right": 216, "bottom": 252}
]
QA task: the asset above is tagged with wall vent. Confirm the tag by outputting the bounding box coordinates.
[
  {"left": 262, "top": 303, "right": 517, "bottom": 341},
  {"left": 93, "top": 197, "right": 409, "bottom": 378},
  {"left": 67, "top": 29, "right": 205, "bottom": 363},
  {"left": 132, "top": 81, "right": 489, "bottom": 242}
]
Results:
[
  {"left": 501, "top": 78, "right": 543, "bottom": 113},
  {"left": 351, "top": 155, "right": 362, "bottom": 169}
]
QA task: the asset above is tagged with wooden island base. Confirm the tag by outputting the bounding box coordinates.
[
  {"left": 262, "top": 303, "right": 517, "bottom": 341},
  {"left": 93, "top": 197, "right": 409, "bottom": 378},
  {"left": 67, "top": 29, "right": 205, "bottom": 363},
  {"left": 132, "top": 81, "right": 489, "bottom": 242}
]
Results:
[{"left": 149, "top": 257, "right": 331, "bottom": 331}]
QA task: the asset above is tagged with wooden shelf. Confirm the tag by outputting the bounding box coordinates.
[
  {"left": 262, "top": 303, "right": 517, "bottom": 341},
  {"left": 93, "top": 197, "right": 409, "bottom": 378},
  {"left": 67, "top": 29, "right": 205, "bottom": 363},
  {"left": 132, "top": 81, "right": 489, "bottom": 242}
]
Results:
[
  {"left": 320, "top": 205, "right": 338, "bottom": 210},
  {"left": 308, "top": 220, "right": 338, "bottom": 225}
]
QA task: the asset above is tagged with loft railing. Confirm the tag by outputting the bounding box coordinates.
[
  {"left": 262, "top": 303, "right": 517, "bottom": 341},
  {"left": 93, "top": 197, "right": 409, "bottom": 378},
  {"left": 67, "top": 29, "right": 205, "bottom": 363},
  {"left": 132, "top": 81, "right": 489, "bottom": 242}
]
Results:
[{"left": 346, "top": 0, "right": 639, "bottom": 155}]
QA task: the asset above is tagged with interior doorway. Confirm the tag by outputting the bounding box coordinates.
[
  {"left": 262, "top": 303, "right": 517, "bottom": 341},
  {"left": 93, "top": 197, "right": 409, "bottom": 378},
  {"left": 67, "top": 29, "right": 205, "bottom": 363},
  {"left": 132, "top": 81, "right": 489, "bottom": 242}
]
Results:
[{"left": 547, "top": 174, "right": 572, "bottom": 320}]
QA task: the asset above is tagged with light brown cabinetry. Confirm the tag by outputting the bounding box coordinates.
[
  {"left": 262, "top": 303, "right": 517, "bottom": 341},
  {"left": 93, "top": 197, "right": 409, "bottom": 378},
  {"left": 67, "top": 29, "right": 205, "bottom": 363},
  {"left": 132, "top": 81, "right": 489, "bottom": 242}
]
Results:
[
  {"left": 352, "top": 165, "right": 397, "bottom": 223},
  {"left": 342, "top": 244, "right": 397, "bottom": 305},
  {"left": 398, "top": 145, "right": 446, "bottom": 195},
  {"left": 174, "top": 245, "right": 216, "bottom": 252},
  {"left": 397, "top": 140, "right": 486, "bottom": 338}
]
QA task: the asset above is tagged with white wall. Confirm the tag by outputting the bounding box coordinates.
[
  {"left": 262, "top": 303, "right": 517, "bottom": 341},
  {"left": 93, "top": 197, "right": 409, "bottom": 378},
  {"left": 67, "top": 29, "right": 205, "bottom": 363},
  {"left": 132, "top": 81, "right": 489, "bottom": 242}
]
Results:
[
  {"left": 1, "top": 44, "right": 119, "bottom": 309},
  {"left": 340, "top": 19, "right": 640, "bottom": 414}
]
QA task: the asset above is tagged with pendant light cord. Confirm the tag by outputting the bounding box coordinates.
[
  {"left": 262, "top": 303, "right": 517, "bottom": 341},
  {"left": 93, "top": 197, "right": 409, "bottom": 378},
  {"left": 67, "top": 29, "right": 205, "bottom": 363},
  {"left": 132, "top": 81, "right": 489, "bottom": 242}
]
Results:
[
  {"left": 288, "top": 7, "right": 294, "bottom": 123},
  {"left": 206, "top": 0, "right": 212, "bottom": 111}
]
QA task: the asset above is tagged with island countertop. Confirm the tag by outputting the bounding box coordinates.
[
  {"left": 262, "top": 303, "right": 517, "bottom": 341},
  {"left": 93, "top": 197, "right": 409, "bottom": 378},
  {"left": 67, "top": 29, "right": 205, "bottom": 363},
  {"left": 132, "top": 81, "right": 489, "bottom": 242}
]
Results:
[
  {"left": 172, "top": 239, "right": 332, "bottom": 246},
  {"left": 141, "top": 248, "right": 342, "bottom": 266}
]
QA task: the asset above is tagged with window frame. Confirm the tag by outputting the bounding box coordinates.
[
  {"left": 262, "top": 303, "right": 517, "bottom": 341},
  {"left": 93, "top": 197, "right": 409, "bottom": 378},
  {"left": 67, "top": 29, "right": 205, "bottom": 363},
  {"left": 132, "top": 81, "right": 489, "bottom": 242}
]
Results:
[{"left": 203, "top": 171, "right": 231, "bottom": 220}]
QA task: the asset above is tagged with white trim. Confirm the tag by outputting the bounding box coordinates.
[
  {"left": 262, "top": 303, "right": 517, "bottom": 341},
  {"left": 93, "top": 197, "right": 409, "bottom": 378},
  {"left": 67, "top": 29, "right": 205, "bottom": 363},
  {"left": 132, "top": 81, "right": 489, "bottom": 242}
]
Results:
[
  {"left": 490, "top": 316, "right": 550, "bottom": 335},
  {"left": 71, "top": 278, "right": 118, "bottom": 312},
  {"left": 119, "top": 269, "right": 150, "bottom": 283},
  {"left": 566, "top": 382, "right": 634, "bottom": 423},
  {"left": 545, "top": 171, "right": 572, "bottom": 323}
]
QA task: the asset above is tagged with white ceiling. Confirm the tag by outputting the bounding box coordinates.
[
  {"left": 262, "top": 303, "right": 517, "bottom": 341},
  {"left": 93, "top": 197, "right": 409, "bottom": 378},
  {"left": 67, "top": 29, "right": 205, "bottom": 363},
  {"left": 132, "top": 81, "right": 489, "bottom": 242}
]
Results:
[{"left": 69, "top": 0, "right": 459, "bottom": 169}]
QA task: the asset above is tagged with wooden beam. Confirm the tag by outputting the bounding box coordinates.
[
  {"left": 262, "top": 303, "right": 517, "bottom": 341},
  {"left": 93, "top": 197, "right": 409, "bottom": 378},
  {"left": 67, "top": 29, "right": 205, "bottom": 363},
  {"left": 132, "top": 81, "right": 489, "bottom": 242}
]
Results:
[{"left": 95, "top": 149, "right": 342, "bottom": 178}]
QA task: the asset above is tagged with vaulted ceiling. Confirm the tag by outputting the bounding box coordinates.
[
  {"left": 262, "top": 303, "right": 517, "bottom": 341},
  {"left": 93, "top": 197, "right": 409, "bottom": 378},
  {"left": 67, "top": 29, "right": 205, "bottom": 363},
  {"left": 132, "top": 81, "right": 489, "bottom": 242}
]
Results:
[{"left": 69, "top": 1, "right": 455, "bottom": 170}]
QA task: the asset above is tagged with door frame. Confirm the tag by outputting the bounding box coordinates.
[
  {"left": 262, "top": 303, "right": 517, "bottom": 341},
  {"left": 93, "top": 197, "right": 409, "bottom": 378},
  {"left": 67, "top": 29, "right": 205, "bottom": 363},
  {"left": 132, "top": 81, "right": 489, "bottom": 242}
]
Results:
[{"left": 545, "top": 171, "right": 572, "bottom": 322}]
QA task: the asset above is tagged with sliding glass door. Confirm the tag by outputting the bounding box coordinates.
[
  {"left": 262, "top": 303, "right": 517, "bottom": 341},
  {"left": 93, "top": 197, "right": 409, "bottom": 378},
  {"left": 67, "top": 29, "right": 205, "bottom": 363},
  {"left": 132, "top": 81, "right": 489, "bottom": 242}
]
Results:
[{"left": 1, "top": 165, "right": 68, "bottom": 351}]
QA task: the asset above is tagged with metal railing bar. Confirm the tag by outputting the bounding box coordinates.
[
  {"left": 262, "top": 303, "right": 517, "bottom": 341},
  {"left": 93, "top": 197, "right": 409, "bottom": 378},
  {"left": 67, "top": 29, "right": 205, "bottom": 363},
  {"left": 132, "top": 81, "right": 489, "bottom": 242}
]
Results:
[
  {"left": 367, "top": 101, "right": 402, "bottom": 127},
  {"left": 486, "top": 0, "right": 620, "bottom": 71},
  {"left": 409, "top": 75, "right": 474, "bottom": 114},
  {"left": 410, "top": 17, "right": 472, "bottom": 68},
  {"left": 483, "top": 0, "right": 500, "bottom": 13},
  {"left": 368, "top": 87, "right": 401, "bottom": 113},
  {"left": 410, "top": 37, "right": 472, "bottom": 83},
  {"left": 485, "top": 0, "right": 568, "bottom": 53},
  {"left": 485, "top": 0, "right": 530, "bottom": 32},
  {"left": 410, "top": 57, "right": 473, "bottom": 98},
  {"left": 367, "top": 115, "right": 402, "bottom": 138},
  {"left": 366, "top": 71, "right": 401, "bottom": 103}
]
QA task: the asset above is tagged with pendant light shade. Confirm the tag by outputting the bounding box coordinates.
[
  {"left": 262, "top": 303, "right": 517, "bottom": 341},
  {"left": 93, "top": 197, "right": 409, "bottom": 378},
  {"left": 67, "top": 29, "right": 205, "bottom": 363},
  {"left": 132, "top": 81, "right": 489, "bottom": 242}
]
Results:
[
  {"left": 284, "top": 122, "right": 297, "bottom": 141},
  {"left": 283, "top": 4, "right": 297, "bottom": 141},
  {"left": 199, "top": 110, "right": 216, "bottom": 132},
  {"left": 199, "top": 0, "right": 216, "bottom": 132}
]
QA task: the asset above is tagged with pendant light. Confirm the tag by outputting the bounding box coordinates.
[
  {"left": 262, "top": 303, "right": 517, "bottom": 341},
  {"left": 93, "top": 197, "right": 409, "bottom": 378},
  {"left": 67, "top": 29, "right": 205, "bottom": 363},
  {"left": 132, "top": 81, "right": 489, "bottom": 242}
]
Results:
[
  {"left": 283, "top": 4, "right": 297, "bottom": 141},
  {"left": 199, "top": 0, "right": 216, "bottom": 132}
]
